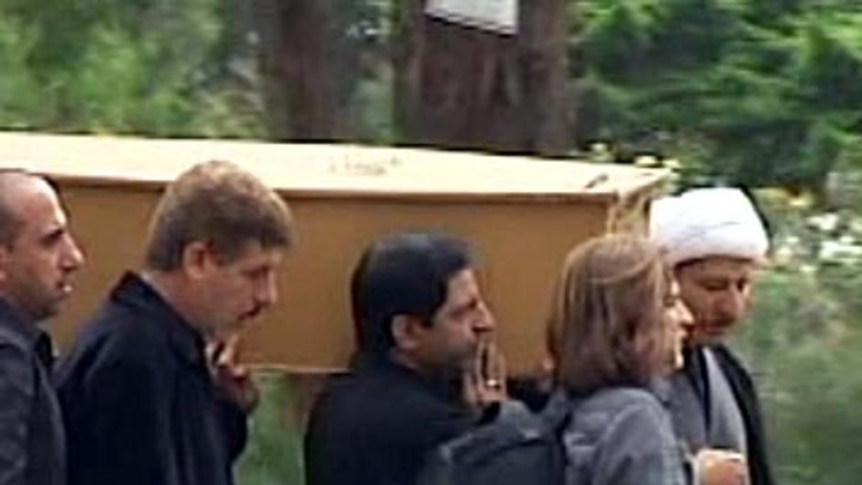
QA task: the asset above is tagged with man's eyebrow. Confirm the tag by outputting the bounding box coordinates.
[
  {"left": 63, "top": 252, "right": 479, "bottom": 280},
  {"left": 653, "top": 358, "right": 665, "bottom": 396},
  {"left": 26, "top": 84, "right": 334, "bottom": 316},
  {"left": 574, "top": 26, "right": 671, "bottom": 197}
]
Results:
[
  {"left": 454, "top": 296, "right": 481, "bottom": 311},
  {"left": 41, "top": 224, "right": 66, "bottom": 240}
]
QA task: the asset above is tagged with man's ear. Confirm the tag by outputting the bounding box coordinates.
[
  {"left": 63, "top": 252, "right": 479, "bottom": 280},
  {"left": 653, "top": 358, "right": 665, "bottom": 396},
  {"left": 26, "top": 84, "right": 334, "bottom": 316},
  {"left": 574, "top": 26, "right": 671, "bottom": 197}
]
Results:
[
  {"left": 180, "top": 241, "right": 214, "bottom": 280},
  {"left": 391, "top": 315, "right": 425, "bottom": 352}
]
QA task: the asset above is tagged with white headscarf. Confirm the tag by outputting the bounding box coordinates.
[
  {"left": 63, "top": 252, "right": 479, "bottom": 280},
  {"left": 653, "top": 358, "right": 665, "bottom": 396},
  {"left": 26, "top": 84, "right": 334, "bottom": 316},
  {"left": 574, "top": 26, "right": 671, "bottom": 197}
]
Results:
[{"left": 650, "top": 187, "right": 770, "bottom": 267}]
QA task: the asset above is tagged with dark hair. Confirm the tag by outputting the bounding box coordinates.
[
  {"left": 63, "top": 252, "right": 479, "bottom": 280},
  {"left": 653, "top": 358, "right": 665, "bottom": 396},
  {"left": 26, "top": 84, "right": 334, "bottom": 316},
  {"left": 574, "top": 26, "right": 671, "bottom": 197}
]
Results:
[
  {"left": 547, "top": 234, "right": 672, "bottom": 395},
  {"left": 145, "top": 160, "right": 294, "bottom": 270},
  {"left": 350, "top": 232, "right": 472, "bottom": 358}
]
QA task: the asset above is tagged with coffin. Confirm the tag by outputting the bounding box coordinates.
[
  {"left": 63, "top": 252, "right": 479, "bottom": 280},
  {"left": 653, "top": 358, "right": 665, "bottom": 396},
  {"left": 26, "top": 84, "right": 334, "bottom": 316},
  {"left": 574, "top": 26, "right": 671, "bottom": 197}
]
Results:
[{"left": 0, "top": 131, "right": 666, "bottom": 373}]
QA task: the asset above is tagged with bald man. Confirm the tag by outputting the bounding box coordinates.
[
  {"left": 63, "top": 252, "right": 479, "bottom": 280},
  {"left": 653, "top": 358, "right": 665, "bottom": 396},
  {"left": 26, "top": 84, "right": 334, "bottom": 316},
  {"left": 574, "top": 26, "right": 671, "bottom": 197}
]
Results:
[{"left": 0, "top": 170, "right": 85, "bottom": 485}]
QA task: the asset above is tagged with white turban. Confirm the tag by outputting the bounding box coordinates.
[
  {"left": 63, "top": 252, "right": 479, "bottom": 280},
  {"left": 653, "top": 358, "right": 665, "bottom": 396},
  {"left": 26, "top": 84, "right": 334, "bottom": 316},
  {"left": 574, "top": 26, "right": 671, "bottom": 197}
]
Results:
[{"left": 650, "top": 187, "right": 770, "bottom": 267}]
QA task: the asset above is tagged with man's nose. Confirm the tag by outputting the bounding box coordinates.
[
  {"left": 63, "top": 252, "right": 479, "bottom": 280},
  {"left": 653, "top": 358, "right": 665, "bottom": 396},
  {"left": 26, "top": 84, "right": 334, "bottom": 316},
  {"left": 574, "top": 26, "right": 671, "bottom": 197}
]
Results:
[
  {"left": 677, "top": 301, "right": 695, "bottom": 329},
  {"left": 256, "top": 275, "right": 279, "bottom": 309},
  {"left": 473, "top": 303, "right": 495, "bottom": 334},
  {"left": 63, "top": 235, "right": 85, "bottom": 271},
  {"left": 717, "top": 289, "right": 747, "bottom": 320}
]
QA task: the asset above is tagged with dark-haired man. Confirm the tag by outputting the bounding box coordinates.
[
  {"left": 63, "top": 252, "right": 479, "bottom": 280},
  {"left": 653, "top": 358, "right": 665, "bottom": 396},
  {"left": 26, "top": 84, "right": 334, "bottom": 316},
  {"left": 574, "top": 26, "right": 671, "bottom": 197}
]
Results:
[{"left": 305, "top": 232, "right": 504, "bottom": 485}]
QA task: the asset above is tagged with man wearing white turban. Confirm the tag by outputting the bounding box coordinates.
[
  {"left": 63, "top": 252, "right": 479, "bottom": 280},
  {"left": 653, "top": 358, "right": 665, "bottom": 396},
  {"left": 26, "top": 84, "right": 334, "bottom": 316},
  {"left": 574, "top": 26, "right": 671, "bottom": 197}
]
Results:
[{"left": 651, "top": 187, "right": 775, "bottom": 485}]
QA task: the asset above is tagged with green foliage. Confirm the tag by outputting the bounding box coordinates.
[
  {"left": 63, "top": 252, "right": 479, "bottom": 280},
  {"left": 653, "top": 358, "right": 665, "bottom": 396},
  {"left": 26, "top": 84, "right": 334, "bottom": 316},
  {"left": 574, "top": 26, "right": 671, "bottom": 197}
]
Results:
[
  {"left": 739, "top": 264, "right": 862, "bottom": 485},
  {"left": 0, "top": 0, "right": 265, "bottom": 137},
  {"left": 0, "top": 15, "right": 44, "bottom": 127},
  {"left": 236, "top": 372, "right": 305, "bottom": 485},
  {"left": 577, "top": 0, "right": 862, "bottom": 195},
  {"left": 730, "top": 190, "right": 862, "bottom": 484},
  {"left": 333, "top": 0, "right": 394, "bottom": 144}
]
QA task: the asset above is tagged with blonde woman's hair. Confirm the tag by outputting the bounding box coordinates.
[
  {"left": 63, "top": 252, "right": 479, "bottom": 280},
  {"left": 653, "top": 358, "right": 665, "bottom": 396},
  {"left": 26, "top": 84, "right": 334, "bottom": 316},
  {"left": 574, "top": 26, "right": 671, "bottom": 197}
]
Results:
[{"left": 547, "top": 234, "right": 671, "bottom": 395}]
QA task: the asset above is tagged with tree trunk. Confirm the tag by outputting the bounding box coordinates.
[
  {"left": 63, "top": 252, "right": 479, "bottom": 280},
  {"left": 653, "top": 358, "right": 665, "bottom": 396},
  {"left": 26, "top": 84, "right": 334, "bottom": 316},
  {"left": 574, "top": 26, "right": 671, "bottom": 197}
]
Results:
[
  {"left": 252, "top": 0, "right": 337, "bottom": 141},
  {"left": 393, "top": 0, "right": 570, "bottom": 157}
]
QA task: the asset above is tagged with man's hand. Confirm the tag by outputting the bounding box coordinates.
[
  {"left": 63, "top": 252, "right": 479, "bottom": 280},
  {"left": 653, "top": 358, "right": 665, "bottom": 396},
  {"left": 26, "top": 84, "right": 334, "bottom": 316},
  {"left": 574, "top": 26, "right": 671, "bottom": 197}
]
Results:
[
  {"left": 695, "top": 448, "right": 749, "bottom": 485},
  {"left": 462, "top": 338, "right": 507, "bottom": 415},
  {"left": 206, "top": 335, "right": 259, "bottom": 415}
]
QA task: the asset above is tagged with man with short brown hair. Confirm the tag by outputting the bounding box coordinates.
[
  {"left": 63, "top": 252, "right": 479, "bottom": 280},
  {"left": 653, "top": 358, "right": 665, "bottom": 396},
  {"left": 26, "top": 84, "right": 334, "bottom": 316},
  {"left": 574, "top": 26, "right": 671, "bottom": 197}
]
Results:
[
  {"left": 56, "top": 160, "right": 294, "bottom": 485},
  {"left": 0, "top": 170, "right": 84, "bottom": 485}
]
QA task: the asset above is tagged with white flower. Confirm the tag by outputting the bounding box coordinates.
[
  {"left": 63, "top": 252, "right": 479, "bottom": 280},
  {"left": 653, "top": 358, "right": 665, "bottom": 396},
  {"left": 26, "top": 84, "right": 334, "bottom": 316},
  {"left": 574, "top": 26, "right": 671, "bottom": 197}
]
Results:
[
  {"left": 818, "top": 239, "right": 862, "bottom": 264},
  {"left": 774, "top": 244, "right": 796, "bottom": 265},
  {"left": 807, "top": 213, "right": 840, "bottom": 233}
]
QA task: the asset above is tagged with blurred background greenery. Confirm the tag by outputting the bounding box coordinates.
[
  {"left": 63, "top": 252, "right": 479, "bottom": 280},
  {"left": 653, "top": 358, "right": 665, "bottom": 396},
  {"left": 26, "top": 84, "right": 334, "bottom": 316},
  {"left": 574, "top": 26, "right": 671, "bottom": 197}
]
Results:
[
  {"left": 236, "top": 372, "right": 305, "bottom": 485},
  {"left": 4, "top": 0, "right": 862, "bottom": 483}
]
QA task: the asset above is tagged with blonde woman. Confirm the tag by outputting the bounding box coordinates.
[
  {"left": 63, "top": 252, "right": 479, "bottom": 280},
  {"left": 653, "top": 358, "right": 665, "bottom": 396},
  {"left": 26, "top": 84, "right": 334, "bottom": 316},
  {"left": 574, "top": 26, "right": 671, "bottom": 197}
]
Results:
[{"left": 545, "top": 234, "right": 691, "bottom": 485}]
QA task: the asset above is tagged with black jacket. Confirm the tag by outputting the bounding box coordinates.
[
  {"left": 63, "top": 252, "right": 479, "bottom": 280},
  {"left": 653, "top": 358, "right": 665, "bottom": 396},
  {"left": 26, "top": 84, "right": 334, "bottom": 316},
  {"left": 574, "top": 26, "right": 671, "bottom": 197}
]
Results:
[
  {"left": 54, "top": 273, "right": 247, "bottom": 485},
  {"left": 0, "top": 299, "right": 65, "bottom": 485},
  {"left": 305, "top": 354, "right": 475, "bottom": 485},
  {"left": 711, "top": 345, "right": 775, "bottom": 485},
  {"left": 675, "top": 344, "right": 776, "bottom": 485}
]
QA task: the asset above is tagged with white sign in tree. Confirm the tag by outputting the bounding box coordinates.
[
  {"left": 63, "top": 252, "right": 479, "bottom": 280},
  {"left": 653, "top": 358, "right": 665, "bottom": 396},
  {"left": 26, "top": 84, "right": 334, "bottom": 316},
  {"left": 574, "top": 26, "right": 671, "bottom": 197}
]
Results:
[{"left": 425, "top": 0, "right": 519, "bottom": 35}]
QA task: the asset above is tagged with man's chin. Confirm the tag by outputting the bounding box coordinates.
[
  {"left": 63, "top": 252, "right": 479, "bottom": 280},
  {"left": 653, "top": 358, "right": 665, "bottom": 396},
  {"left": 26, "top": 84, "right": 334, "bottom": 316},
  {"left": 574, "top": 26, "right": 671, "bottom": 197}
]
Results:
[
  {"left": 32, "top": 302, "right": 62, "bottom": 323},
  {"left": 672, "top": 351, "right": 685, "bottom": 370},
  {"left": 217, "top": 321, "right": 247, "bottom": 338}
]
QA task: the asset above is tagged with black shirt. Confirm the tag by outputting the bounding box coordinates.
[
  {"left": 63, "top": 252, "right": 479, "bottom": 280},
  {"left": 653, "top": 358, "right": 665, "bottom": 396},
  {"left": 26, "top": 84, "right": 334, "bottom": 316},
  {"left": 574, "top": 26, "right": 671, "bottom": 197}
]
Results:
[
  {"left": 305, "top": 354, "right": 475, "bottom": 485},
  {"left": 671, "top": 344, "right": 776, "bottom": 485},
  {"left": 0, "top": 298, "right": 66, "bottom": 485},
  {"left": 55, "top": 273, "right": 247, "bottom": 485}
]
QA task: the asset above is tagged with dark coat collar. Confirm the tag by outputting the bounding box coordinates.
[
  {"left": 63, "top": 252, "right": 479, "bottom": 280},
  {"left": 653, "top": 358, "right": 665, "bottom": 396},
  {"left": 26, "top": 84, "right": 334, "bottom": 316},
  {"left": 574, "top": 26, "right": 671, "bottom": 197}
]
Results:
[
  {"left": 351, "top": 352, "right": 463, "bottom": 403},
  {"left": 0, "top": 296, "right": 41, "bottom": 347},
  {"left": 110, "top": 271, "right": 206, "bottom": 369},
  {"left": 0, "top": 297, "right": 56, "bottom": 369}
]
